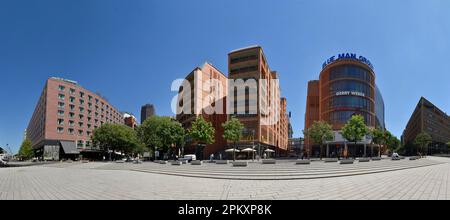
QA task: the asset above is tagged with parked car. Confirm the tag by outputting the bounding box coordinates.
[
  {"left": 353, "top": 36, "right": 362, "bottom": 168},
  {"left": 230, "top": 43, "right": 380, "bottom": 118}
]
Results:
[{"left": 183, "top": 154, "right": 197, "bottom": 162}]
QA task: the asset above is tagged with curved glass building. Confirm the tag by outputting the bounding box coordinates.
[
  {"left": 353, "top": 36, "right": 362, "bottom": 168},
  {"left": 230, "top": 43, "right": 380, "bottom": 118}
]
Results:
[{"left": 305, "top": 53, "right": 385, "bottom": 157}]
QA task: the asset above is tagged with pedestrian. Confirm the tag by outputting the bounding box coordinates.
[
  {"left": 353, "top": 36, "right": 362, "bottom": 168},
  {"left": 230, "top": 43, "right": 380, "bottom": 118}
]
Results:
[
  {"left": 210, "top": 153, "right": 214, "bottom": 162},
  {"left": 219, "top": 153, "right": 222, "bottom": 160},
  {"left": 263, "top": 153, "right": 267, "bottom": 159}
]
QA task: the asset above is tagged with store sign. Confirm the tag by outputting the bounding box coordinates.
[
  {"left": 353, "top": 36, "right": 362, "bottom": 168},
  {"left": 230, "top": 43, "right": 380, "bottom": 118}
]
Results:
[
  {"left": 336, "top": 91, "right": 365, "bottom": 97},
  {"left": 323, "top": 53, "right": 374, "bottom": 70}
]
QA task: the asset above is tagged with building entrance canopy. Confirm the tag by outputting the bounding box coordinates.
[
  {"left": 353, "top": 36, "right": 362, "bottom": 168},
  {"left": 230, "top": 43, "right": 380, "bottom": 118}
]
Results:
[{"left": 60, "top": 141, "right": 80, "bottom": 154}]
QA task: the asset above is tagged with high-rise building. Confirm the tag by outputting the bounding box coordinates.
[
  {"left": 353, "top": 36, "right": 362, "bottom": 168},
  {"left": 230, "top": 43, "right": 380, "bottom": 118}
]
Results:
[
  {"left": 402, "top": 97, "right": 450, "bottom": 155},
  {"left": 176, "top": 62, "right": 228, "bottom": 159},
  {"left": 26, "top": 77, "right": 124, "bottom": 160},
  {"left": 141, "top": 104, "right": 155, "bottom": 124},
  {"left": 228, "top": 45, "right": 288, "bottom": 156},
  {"left": 304, "top": 53, "right": 385, "bottom": 158}
]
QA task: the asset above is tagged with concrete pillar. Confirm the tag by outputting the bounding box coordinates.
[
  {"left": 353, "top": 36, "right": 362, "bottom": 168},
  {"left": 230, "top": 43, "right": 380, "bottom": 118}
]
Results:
[{"left": 364, "top": 144, "right": 366, "bottom": 157}]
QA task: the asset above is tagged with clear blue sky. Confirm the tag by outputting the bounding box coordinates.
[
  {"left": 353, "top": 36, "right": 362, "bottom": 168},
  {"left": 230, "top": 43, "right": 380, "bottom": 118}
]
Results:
[{"left": 1, "top": 0, "right": 449, "bottom": 154}]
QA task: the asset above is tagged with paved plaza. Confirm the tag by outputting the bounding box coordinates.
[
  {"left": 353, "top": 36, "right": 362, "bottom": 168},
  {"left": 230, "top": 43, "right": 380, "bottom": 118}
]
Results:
[{"left": 1, "top": 156, "right": 450, "bottom": 200}]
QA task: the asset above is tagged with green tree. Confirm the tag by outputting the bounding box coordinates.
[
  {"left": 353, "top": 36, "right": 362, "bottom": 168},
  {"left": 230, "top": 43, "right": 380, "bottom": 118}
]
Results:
[
  {"left": 303, "top": 121, "right": 333, "bottom": 159},
  {"left": 341, "top": 115, "right": 369, "bottom": 158},
  {"left": 370, "top": 128, "right": 385, "bottom": 157},
  {"left": 137, "top": 116, "right": 185, "bottom": 159},
  {"left": 18, "top": 138, "right": 33, "bottom": 160},
  {"left": 386, "top": 132, "right": 401, "bottom": 153},
  {"left": 222, "top": 117, "right": 244, "bottom": 161},
  {"left": 188, "top": 117, "right": 215, "bottom": 160},
  {"left": 414, "top": 132, "right": 432, "bottom": 157},
  {"left": 92, "top": 124, "right": 141, "bottom": 159}
]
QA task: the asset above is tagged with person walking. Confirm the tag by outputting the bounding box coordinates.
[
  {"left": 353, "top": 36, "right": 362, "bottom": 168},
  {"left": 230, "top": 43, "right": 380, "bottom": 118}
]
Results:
[{"left": 210, "top": 153, "right": 214, "bottom": 162}]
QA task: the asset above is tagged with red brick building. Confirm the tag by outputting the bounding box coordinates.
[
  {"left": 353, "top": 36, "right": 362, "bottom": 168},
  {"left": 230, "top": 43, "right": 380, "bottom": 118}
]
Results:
[{"left": 27, "top": 77, "right": 124, "bottom": 160}]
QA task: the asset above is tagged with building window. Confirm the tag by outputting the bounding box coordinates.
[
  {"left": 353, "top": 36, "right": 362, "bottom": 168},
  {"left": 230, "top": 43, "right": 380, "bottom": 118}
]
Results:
[
  {"left": 69, "top": 97, "right": 75, "bottom": 103},
  {"left": 68, "top": 128, "right": 74, "bottom": 135},
  {"left": 69, "top": 112, "right": 75, "bottom": 118},
  {"left": 87, "top": 124, "right": 92, "bottom": 129},
  {"left": 78, "top": 130, "right": 84, "bottom": 136},
  {"left": 77, "top": 140, "right": 84, "bottom": 148},
  {"left": 80, "top": 92, "right": 85, "bottom": 98},
  {"left": 79, "top": 107, "right": 84, "bottom": 113},
  {"left": 88, "top": 103, "right": 92, "bottom": 109},
  {"left": 58, "top": 85, "right": 65, "bottom": 91},
  {"left": 85, "top": 141, "right": 91, "bottom": 147},
  {"left": 79, "top": 122, "right": 84, "bottom": 127},
  {"left": 87, "top": 117, "right": 92, "bottom": 122},
  {"left": 69, "top": 120, "right": 74, "bottom": 127},
  {"left": 69, "top": 104, "right": 75, "bottom": 111},
  {"left": 57, "top": 127, "right": 64, "bottom": 133},
  {"left": 86, "top": 131, "right": 91, "bottom": 136},
  {"left": 79, "top": 99, "right": 84, "bottom": 105},
  {"left": 95, "top": 99, "right": 99, "bottom": 104},
  {"left": 58, "top": 110, "right": 64, "bottom": 117},
  {"left": 79, "top": 114, "right": 84, "bottom": 120},
  {"left": 88, "top": 96, "right": 92, "bottom": 102},
  {"left": 58, "top": 102, "right": 65, "bottom": 108},
  {"left": 69, "top": 88, "right": 75, "bottom": 95},
  {"left": 57, "top": 119, "right": 64, "bottom": 125},
  {"left": 58, "top": 94, "right": 65, "bottom": 100}
]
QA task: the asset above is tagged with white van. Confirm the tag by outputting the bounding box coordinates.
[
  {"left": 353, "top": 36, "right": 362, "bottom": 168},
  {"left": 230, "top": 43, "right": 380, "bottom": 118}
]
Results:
[{"left": 183, "top": 154, "right": 197, "bottom": 162}]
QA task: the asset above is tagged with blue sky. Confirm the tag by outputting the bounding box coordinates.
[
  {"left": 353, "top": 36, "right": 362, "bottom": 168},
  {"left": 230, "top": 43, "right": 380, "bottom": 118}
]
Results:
[{"left": 1, "top": 0, "right": 449, "bottom": 154}]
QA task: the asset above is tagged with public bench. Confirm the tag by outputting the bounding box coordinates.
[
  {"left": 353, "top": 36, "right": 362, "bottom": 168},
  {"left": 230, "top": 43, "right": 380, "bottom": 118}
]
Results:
[
  {"left": 216, "top": 160, "right": 229, "bottom": 164},
  {"left": 295, "top": 159, "right": 311, "bottom": 165},
  {"left": 409, "top": 156, "right": 420, "bottom": 160},
  {"left": 171, "top": 161, "right": 182, "bottom": 165},
  {"left": 340, "top": 159, "right": 354, "bottom": 164},
  {"left": 358, "top": 158, "right": 370, "bottom": 162},
  {"left": 232, "top": 161, "right": 248, "bottom": 167},
  {"left": 324, "top": 158, "right": 338, "bottom": 163},
  {"left": 191, "top": 160, "right": 203, "bottom": 165},
  {"left": 262, "top": 159, "right": 276, "bottom": 164}
]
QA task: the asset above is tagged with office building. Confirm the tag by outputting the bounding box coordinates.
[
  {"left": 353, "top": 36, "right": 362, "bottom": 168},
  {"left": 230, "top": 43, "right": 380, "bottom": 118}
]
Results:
[
  {"left": 402, "top": 97, "right": 450, "bottom": 155},
  {"left": 228, "top": 45, "right": 288, "bottom": 156},
  {"left": 176, "top": 62, "right": 228, "bottom": 159},
  {"left": 304, "top": 53, "right": 385, "bottom": 157},
  {"left": 141, "top": 104, "right": 155, "bottom": 124}
]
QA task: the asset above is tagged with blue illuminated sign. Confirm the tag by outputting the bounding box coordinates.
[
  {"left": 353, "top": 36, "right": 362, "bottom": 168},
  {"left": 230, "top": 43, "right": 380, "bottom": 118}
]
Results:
[{"left": 322, "top": 53, "right": 374, "bottom": 70}]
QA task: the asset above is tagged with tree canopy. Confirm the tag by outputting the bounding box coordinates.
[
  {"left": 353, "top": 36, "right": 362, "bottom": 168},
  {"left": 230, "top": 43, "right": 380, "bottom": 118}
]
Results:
[
  {"left": 137, "top": 116, "right": 185, "bottom": 152},
  {"left": 222, "top": 117, "right": 244, "bottom": 144},
  {"left": 414, "top": 132, "right": 432, "bottom": 156},
  {"left": 18, "top": 138, "right": 33, "bottom": 160},
  {"left": 92, "top": 123, "right": 141, "bottom": 155},
  {"left": 188, "top": 116, "right": 215, "bottom": 145},
  {"left": 303, "top": 120, "right": 333, "bottom": 158},
  {"left": 341, "top": 115, "right": 369, "bottom": 144}
]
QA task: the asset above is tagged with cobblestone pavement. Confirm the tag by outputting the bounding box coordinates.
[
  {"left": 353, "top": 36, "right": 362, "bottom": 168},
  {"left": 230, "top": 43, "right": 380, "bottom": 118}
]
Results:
[{"left": 0, "top": 157, "right": 449, "bottom": 200}]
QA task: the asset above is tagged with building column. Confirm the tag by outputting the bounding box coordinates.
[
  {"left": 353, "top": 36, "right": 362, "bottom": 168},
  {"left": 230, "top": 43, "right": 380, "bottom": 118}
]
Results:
[{"left": 364, "top": 144, "right": 366, "bottom": 157}]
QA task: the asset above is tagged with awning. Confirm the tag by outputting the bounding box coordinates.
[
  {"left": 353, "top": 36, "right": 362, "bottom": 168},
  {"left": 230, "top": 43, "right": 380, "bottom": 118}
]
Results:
[{"left": 60, "top": 141, "right": 80, "bottom": 154}]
